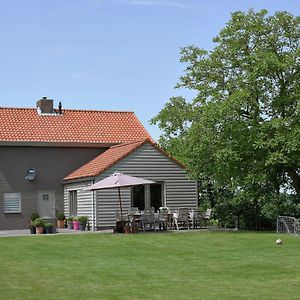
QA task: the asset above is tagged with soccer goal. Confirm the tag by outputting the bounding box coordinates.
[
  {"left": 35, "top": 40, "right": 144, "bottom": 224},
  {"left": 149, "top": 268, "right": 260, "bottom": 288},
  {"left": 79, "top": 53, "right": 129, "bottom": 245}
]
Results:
[{"left": 276, "top": 216, "right": 300, "bottom": 235}]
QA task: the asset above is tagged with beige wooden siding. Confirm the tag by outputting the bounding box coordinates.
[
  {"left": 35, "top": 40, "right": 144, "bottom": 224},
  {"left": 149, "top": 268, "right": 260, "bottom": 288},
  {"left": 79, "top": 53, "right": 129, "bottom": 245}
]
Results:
[{"left": 95, "top": 143, "right": 197, "bottom": 228}]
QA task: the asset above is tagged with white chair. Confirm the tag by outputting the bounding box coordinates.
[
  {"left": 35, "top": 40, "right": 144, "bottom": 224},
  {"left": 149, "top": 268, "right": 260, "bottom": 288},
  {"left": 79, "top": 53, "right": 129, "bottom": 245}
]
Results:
[{"left": 203, "top": 209, "right": 212, "bottom": 228}]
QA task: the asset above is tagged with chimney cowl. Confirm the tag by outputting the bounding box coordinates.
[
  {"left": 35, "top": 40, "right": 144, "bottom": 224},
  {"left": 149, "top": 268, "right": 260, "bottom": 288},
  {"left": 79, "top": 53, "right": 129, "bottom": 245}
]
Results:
[{"left": 58, "top": 101, "right": 62, "bottom": 114}]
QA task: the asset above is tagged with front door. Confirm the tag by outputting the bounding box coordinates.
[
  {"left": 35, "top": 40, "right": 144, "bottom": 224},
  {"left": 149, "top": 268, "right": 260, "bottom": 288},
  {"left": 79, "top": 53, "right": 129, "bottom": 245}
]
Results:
[{"left": 37, "top": 190, "right": 56, "bottom": 218}]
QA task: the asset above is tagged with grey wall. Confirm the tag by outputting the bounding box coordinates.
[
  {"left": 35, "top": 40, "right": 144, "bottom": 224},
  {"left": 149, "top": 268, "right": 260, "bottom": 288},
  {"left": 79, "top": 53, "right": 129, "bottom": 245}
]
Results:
[
  {"left": 0, "top": 146, "right": 105, "bottom": 229},
  {"left": 64, "top": 143, "right": 198, "bottom": 229}
]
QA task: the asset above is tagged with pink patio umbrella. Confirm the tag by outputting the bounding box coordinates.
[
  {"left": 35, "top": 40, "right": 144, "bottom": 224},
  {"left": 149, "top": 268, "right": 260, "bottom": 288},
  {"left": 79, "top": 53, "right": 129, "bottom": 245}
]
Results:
[{"left": 84, "top": 172, "right": 156, "bottom": 223}]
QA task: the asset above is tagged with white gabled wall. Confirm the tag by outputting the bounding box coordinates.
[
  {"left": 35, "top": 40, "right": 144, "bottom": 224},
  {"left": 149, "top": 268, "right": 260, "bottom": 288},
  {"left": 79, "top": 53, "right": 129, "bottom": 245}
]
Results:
[{"left": 95, "top": 143, "right": 197, "bottom": 228}]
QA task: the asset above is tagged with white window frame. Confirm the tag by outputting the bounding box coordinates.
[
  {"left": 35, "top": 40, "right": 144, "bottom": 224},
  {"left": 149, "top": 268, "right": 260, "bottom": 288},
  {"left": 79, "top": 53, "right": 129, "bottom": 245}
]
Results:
[{"left": 3, "top": 193, "right": 22, "bottom": 213}]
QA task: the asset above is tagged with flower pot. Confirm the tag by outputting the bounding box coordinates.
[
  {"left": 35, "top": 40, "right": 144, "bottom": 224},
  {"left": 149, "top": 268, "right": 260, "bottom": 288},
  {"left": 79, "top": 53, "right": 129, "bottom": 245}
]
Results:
[
  {"left": 57, "top": 219, "right": 65, "bottom": 228},
  {"left": 45, "top": 226, "right": 54, "bottom": 234},
  {"left": 29, "top": 225, "right": 36, "bottom": 234},
  {"left": 67, "top": 221, "right": 73, "bottom": 229},
  {"left": 36, "top": 226, "right": 44, "bottom": 234},
  {"left": 79, "top": 222, "right": 86, "bottom": 231},
  {"left": 73, "top": 220, "right": 80, "bottom": 230}
]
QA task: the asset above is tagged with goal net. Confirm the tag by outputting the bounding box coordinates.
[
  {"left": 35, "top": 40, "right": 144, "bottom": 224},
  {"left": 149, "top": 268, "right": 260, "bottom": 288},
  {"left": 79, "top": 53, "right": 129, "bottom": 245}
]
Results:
[{"left": 276, "top": 216, "right": 300, "bottom": 235}]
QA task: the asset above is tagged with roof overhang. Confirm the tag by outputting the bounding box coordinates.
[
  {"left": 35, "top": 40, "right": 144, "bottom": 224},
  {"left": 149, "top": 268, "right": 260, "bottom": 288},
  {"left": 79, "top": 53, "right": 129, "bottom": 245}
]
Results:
[{"left": 0, "top": 141, "right": 119, "bottom": 148}]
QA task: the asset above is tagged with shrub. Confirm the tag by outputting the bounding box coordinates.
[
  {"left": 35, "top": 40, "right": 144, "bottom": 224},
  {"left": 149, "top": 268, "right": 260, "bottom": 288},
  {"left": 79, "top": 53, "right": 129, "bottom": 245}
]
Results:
[
  {"left": 33, "top": 218, "right": 45, "bottom": 227},
  {"left": 57, "top": 212, "right": 65, "bottom": 220},
  {"left": 45, "top": 223, "right": 54, "bottom": 229},
  {"left": 31, "top": 213, "right": 40, "bottom": 222},
  {"left": 78, "top": 216, "right": 88, "bottom": 223}
]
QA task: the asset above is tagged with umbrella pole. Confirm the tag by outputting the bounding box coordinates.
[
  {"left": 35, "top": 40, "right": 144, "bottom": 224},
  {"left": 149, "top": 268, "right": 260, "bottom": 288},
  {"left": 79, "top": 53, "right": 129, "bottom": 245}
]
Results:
[{"left": 118, "top": 187, "right": 125, "bottom": 232}]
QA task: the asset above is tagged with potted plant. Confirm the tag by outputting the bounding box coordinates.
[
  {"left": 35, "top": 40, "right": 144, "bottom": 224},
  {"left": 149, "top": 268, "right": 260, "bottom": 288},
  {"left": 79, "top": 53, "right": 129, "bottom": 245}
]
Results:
[
  {"left": 33, "top": 218, "right": 45, "bottom": 234},
  {"left": 78, "top": 216, "right": 89, "bottom": 231},
  {"left": 30, "top": 212, "right": 39, "bottom": 225},
  {"left": 73, "top": 216, "right": 80, "bottom": 230},
  {"left": 67, "top": 217, "right": 74, "bottom": 229},
  {"left": 29, "top": 224, "right": 36, "bottom": 234},
  {"left": 45, "top": 223, "right": 54, "bottom": 234},
  {"left": 57, "top": 212, "right": 65, "bottom": 228}
]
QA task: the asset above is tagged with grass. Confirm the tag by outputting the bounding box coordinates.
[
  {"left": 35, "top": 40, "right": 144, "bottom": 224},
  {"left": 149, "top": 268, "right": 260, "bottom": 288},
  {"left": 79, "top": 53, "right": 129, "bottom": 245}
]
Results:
[{"left": 0, "top": 231, "right": 299, "bottom": 299}]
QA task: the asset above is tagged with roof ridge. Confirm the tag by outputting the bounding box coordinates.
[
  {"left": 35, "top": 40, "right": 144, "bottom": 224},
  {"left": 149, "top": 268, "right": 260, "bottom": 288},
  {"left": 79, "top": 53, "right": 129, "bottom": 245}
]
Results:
[
  {"left": 110, "top": 140, "right": 147, "bottom": 149},
  {"left": 0, "top": 106, "right": 135, "bottom": 114}
]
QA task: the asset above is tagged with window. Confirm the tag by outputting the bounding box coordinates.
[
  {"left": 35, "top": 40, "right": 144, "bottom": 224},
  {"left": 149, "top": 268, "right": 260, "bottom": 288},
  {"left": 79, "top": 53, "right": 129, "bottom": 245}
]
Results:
[
  {"left": 42, "top": 194, "right": 49, "bottom": 201},
  {"left": 3, "top": 193, "right": 21, "bottom": 213},
  {"left": 132, "top": 185, "right": 145, "bottom": 210},
  {"left": 132, "top": 183, "right": 164, "bottom": 211},
  {"left": 69, "top": 191, "right": 77, "bottom": 216}
]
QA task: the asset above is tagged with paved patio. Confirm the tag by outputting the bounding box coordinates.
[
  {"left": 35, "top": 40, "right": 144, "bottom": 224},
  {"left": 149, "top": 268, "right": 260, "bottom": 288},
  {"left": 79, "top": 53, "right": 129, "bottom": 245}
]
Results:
[{"left": 0, "top": 228, "right": 113, "bottom": 237}]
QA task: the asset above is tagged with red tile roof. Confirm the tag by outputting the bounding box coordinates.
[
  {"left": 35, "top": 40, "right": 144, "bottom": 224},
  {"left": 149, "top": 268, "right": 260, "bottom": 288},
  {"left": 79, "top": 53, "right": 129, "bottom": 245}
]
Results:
[
  {"left": 63, "top": 139, "right": 186, "bottom": 181},
  {"left": 64, "top": 140, "right": 146, "bottom": 180},
  {"left": 0, "top": 107, "right": 151, "bottom": 145}
]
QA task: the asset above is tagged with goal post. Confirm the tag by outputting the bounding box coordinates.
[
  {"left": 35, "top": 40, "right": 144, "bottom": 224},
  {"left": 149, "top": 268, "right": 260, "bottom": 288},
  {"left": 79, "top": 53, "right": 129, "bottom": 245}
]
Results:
[{"left": 277, "top": 216, "right": 300, "bottom": 235}]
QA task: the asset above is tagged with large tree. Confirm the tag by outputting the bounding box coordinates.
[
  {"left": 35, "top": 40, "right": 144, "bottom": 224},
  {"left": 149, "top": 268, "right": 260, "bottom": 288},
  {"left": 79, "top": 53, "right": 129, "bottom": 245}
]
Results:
[{"left": 151, "top": 10, "right": 300, "bottom": 204}]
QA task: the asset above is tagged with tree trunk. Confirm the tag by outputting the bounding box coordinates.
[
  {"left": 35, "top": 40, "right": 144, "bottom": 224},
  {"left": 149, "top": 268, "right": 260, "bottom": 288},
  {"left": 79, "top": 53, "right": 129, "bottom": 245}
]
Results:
[{"left": 286, "top": 168, "right": 300, "bottom": 202}]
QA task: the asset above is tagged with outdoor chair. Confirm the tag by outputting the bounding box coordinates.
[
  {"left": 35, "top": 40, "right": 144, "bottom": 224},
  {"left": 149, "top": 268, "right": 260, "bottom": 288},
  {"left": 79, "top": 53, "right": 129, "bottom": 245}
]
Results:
[
  {"left": 202, "top": 208, "right": 212, "bottom": 228},
  {"left": 115, "top": 212, "right": 129, "bottom": 233},
  {"left": 128, "top": 207, "right": 142, "bottom": 231},
  {"left": 157, "top": 211, "right": 168, "bottom": 230},
  {"left": 174, "top": 208, "right": 190, "bottom": 230},
  {"left": 141, "top": 210, "right": 156, "bottom": 231},
  {"left": 192, "top": 211, "right": 203, "bottom": 229}
]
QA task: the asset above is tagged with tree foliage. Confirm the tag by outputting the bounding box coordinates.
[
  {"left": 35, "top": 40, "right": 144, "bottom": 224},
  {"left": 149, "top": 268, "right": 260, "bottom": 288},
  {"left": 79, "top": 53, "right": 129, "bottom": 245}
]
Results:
[{"left": 151, "top": 9, "right": 300, "bottom": 228}]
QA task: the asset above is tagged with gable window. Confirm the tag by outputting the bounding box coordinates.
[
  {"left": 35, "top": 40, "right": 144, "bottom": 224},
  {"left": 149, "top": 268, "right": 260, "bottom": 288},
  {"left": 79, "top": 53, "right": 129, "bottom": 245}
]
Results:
[
  {"left": 69, "top": 191, "right": 77, "bottom": 217},
  {"left": 3, "top": 193, "right": 22, "bottom": 213}
]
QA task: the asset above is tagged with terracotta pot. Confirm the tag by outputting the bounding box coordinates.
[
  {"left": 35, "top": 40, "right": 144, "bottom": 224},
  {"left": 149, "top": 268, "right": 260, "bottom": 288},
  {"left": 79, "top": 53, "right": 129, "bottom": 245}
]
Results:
[
  {"left": 57, "top": 219, "right": 65, "bottom": 228},
  {"left": 36, "top": 226, "right": 44, "bottom": 234}
]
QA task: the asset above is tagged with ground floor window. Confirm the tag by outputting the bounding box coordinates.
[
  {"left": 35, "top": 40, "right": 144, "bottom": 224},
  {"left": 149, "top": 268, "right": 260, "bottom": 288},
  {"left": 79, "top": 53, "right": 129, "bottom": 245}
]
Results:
[
  {"left": 132, "top": 183, "right": 164, "bottom": 211},
  {"left": 69, "top": 191, "right": 77, "bottom": 216},
  {"left": 3, "top": 193, "right": 21, "bottom": 213}
]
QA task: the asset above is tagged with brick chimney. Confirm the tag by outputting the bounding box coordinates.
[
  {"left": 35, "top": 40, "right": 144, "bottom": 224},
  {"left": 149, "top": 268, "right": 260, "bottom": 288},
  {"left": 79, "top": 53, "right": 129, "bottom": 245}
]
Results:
[{"left": 37, "top": 97, "right": 54, "bottom": 114}]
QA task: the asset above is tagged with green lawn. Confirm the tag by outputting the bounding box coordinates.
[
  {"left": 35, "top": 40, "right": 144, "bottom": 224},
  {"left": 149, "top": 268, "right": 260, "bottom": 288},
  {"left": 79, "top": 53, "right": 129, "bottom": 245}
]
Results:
[{"left": 0, "top": 231, "right": 299, "bottom": 300}]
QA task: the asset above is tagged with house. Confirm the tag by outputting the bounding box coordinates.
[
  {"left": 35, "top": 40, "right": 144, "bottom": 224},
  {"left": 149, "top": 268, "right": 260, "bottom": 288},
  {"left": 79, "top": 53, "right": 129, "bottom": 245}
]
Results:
[
  {"left": 63, "top": 139, "right": 198, "bottom": 230},
  {"left": 0, "top": 97, "right": 198, "bottom": 230}
]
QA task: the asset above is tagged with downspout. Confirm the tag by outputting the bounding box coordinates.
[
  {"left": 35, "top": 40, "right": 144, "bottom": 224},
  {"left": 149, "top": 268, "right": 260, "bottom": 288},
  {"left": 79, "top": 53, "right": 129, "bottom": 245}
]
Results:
[{"left": 91, "top": 179, "right": 95, "bottom": 231}]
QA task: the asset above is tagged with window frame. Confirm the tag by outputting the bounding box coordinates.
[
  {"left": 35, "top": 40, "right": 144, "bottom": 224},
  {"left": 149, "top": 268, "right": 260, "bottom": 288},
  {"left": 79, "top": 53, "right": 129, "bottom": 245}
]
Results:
[
  {"left": 3, "top": 192, "right": 22, "bottom": 214},
  {"left": 69, "top": 190, "right": 77, "bottom": 217}
]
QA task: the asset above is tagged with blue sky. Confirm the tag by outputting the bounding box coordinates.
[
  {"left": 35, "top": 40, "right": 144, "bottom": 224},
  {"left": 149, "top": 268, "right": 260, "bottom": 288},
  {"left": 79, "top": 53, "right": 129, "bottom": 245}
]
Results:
[{"left": 0, "top": 0, "right": 299, "bottom": 140}]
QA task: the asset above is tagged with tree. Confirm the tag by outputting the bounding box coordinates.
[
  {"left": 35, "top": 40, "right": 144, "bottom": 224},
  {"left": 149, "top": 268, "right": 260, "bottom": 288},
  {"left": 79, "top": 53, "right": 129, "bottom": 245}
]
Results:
[{"left": 151, "top": 9, "right": 300, "bottom": 224}]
